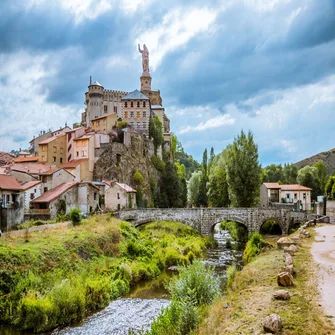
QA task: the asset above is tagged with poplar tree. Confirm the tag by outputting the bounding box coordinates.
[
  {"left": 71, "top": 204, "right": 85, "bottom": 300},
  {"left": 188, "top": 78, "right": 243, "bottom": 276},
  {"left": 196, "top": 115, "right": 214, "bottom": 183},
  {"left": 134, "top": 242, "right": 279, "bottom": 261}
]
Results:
[{"left": 225, "top": 130, "right": 261, "bottom": 207}]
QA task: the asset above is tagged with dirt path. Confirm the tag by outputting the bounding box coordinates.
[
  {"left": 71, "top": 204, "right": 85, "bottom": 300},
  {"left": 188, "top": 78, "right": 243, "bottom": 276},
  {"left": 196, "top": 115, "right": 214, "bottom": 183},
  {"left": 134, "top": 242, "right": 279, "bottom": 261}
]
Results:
[{"left": 311, "top": 224, "right": 335, "bottom": 324}]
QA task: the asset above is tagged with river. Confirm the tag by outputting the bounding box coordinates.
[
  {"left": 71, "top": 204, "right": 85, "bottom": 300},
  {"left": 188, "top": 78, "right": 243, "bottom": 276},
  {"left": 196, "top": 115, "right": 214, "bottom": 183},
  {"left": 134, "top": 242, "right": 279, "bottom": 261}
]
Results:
[{"left": 1, "top": 224, "right": 244, "bottom": 335}]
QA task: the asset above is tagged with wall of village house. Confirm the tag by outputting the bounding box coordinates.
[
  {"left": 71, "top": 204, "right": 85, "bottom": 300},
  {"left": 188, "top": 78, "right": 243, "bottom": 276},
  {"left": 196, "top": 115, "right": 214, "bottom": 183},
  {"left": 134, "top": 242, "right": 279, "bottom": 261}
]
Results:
[
  {"left": 24, "top": 186, "right": 41, "bottom": 212},
  {"left": 105, "top": 187, "right": 136, "bottom": 211},
  {"left": 48, "top": 184, "right": 98, "bottom": 219},
  {"left": 42, "top": 170, "right": 75, "bottom": 193},
  {"left": 280, "top": 190, "right": 311, "bottom": 205},
  {"left": 122, "top": 100, "right": 150, "bottom": 132},
  {"left": 39, "top": 135, "right": 66, "bottom": 166},
  {"left": 0, "top": 193, "right": 24, "bottom": 230},
  {"left": 259, "top": 184, "right": 269, "bottom": 207}
]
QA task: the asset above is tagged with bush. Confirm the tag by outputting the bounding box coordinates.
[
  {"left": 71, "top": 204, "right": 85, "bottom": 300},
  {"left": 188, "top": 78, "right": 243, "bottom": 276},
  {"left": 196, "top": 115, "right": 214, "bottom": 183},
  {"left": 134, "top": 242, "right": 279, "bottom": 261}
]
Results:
[
  {"left": 69, "top": 208, "right": 82, "bottom": 226},
  {"left": 151, "top": 156, "right": 166, "bottom": 172},
  {"left": 132, "top": 169, "right": 144, "bottom": 185},
  {"left": 226, "top": 264, "right": 237, "bottom": 290},
  {"left": 242, "top": 232, "right": 264, "bottom": 264}
]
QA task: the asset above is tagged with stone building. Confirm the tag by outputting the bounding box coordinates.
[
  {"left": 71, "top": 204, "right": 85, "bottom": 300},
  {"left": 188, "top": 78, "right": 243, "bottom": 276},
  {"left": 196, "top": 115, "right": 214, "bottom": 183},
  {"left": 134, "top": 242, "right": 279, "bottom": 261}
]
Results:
[
  {"left": 38, "top": 133, "right": 66, "bottom": 166},
  {"left": 30, "top": 181, "right": 99, "bottom": 219},
  {"left": 39, "top": 167, "right": 75, "bottom": 193},
  {"left": 104, "top": 181, "right": 136, "bottom": 211}
]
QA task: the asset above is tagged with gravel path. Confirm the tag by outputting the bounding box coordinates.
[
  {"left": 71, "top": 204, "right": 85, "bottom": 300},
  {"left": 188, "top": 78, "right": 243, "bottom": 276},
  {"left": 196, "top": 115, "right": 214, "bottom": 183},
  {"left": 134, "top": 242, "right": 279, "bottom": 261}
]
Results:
[{"left": 311, "top": 224, "right": 335, "bottom": 324}]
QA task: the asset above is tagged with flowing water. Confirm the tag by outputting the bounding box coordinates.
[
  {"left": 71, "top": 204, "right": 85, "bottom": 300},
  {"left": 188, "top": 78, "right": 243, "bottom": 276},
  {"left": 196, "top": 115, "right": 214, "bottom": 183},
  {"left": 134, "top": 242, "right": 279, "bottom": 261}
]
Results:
[{"left": 1, "top": 224, "right": 244, "bottom": 335}]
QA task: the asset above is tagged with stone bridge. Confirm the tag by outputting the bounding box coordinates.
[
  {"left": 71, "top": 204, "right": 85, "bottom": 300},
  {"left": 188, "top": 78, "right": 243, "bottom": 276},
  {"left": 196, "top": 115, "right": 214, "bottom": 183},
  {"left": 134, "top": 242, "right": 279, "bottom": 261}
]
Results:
[{"left": 118, "top": 208, "right": 307, "bottom": 236}]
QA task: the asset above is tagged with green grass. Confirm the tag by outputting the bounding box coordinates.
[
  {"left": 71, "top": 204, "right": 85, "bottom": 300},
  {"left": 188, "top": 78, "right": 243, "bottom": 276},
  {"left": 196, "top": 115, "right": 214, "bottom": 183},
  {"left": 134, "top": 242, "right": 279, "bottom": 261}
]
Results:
[{"left": 0, "top": 217, "right": 206, "bottom": 332}]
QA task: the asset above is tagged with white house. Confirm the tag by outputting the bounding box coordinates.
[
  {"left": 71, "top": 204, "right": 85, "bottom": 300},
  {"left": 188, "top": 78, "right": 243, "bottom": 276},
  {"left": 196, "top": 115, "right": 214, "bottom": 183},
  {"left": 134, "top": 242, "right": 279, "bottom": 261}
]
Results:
[
  {"left": 104, "top": 181, "right": 136, "bottom": 211},
  {"left": 20, "top": 180, "right": 42, "bottom": 212}
]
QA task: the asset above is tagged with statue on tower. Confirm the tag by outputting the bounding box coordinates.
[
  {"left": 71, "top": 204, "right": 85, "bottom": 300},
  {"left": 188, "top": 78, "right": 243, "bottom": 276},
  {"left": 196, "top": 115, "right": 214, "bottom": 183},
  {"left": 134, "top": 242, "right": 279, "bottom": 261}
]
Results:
[{"left": 138, "top": 44, "right": 149, "bottom": 73}]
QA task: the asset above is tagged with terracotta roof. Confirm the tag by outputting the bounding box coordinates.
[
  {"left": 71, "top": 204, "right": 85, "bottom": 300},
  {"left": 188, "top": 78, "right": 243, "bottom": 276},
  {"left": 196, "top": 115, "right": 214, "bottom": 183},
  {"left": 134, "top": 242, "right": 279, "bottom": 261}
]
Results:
[
  {"left": 280, "top": 184, "right": 312, "bottom": 191},
  {"left": 263, "top": 183, "right": 281, "bottom": 189},
  {"left": 0, "top": 174, "right": 23, "bottom": 191},
  {"left": 20, "top": 181, "right": 42, "bottom": 191},
  {"left": 13, "top": 156, "right": 39, "bottom": 163},
  {"left": 62, "top": 159, "right": 88, "bottom": 168},
  {"left": 39, "top": 167, "right": 62, "bottom": 176},
  {"left": 116, "top": 183, "right": 136, "bottom": 193},
  {"left": 39, "top": 133, "right": 65, "bottom": 145},
  {"left": 31, "top": 182, "right": 77, "bottom": 203},
  {"left": 64, "top": 126, "right": 85, "bottom": 133},
  {"left": 0, "top": 152, "right": 15, "bottom": 158},
  {"left": 9, "top": 163, "right": 52, "bottom": 175}
]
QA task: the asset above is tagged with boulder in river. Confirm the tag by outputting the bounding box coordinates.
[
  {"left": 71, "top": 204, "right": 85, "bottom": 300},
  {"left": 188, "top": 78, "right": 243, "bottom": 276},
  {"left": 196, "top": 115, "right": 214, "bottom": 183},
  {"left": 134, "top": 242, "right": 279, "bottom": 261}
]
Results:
[
  {"left": 273, "top": 290, "right": 291, "bottom": 300},
  {"left": 262, "top": 313, "right": 283, "bottom": 333},
  {"left": 277, "top": 272, "right": 294, "bottom": 287}
]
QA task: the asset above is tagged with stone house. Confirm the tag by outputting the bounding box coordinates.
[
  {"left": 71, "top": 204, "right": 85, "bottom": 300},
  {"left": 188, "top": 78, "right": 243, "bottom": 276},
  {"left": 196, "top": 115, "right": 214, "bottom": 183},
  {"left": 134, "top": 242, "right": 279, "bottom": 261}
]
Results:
[
  {"left": 30, "top": 181, "right": 100, "bottom": 219},
  {"left": 39, "top": 167, "right": 75, "bottom": 193},
  {"left": 20, "top": 180, "right": 42, "bottom": 212},
  {"left": 104, "top": 181, "right": 136, "bottom": 211},
  {"left": 91, "top": 113, "right": 118, "bottom": 133},
  {"left": 0, "top": 174, "right": 24, "bottom": 230},
  {"left": 62, "top": 159, "right": 90, "bottom": 181},
  {"left": 0, "top": 152, "right": 16, "bottom": 166},
  {"left": 260, "top": 183, "right": 312, "bottom": 210}
]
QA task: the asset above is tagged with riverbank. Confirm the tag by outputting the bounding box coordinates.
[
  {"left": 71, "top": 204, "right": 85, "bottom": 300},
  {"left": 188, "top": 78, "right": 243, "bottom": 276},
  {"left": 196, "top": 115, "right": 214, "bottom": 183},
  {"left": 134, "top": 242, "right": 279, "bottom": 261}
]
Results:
[
  {"left": 0, "top": 215, "right": 209, "bottom": 333},
  {"left": 197, "top": 227, "right": 335, "bottom": 335}
]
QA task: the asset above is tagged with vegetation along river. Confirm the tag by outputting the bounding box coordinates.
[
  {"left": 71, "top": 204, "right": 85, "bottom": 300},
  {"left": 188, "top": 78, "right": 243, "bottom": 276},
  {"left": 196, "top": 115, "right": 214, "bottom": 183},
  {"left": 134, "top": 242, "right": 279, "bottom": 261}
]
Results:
[{"left": 1, "top": 222, "right": 244, "bottom": 335}]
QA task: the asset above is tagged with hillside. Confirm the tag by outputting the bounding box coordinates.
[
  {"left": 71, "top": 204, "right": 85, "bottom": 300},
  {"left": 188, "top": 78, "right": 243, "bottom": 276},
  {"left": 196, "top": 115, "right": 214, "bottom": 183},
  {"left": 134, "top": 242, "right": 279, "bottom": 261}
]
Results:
[{"left": 295, "top": 147, "right": 335, "bottom": 175}]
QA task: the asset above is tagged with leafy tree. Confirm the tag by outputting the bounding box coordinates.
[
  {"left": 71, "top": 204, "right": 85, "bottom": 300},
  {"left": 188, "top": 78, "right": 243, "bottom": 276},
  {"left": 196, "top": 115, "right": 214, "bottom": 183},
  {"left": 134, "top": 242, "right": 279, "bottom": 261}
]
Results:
[
  {"left": 263, "top": 164, "right": 283, "bottom": 183},
  {"left": 149, "top": 115, "right": 164, "bottom": 155},
  {"left": 207, "top": 155, "right": 229, "bottom": 207},
  {"left": 282, "top": 163, "right": 298, "bottom": 184},
  {"left": 297, "top": 165, "right": 319, "bottom": 199},
  {"left": 208, "top": 147, "right": 215, "bottom": 171},
  {"left": 171, "top": 134, "right": 177, "bottom": 160},
  {"left": 313, "top": 161, "right": 328, "bottom": 195},
  {"left": 197, "top": 149, "right": 208, "bottom": 207},
  {"left": 175, "top": 162, "right": 187, "bottom": 207},
  {"left": 161, "top": 162, "right": 183, "bottom": 207},
  {"left": 188, "top": 171, "right": 202, "bottom": 207},
  {"left": 132, "top": 169, "right": 144, "bottom": 186},
  {"left": 325, "top": 176, "right": 335, "bottom": 199},
  {"left": 224, "top": 130, "right": 261, "bottom": 207}
]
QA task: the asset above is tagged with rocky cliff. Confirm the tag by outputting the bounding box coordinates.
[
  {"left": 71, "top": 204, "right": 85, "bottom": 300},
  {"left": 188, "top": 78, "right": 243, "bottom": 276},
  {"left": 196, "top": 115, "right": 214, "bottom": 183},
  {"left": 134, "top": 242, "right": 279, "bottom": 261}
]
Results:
[
  {"left": 295, "top": 147, "right": 335, "bottom": 174},
  {"left": 93, "top": 132, "right": 161, "bottom": 205}
]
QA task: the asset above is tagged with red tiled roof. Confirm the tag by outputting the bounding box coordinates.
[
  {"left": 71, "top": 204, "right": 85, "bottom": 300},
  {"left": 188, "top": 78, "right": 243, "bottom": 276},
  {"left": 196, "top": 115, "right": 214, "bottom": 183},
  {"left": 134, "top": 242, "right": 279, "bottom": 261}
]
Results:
[
  {"left": 280, "top": 184, "right": 312, "bottom": 191},
  {"left": 39, "top": 167, "right": 62, "bottom": 176},
  {"left": 20, "top": 181, "right": 42, "bottom": 191},
  {"left": 73, "top": 133, "right": 94, "bottom": 140},
  {"left": 39, "top": 133, "right": 65, "bottom": 145},
  {"left": 116, "top": 183, "right": 136, "bottom": 193},
  {"left": 31, "top": 182, "right": 77, "bottom": 203},
  {"left": 62, "top": 159, "right": 88, "bottom": 168},
  {"left": 0, "top": 174, "right": 23, "bottom": 191},
  {"left": 9, "top": 163, "right": 52, "bottom": 175},
  {"left": 263, "top": 183, "right": 281, "bottom": 189},
  {"left": 13, "top": 156, "right": 39, "bottom": 163},
  {"left": 0, "top": 152, "right": 15, "bottom": 158}
]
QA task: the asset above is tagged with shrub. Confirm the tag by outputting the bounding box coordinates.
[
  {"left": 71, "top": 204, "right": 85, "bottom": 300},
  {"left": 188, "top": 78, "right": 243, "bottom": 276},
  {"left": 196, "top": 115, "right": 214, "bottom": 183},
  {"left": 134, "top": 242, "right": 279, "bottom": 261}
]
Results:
[
  {"left": 242, "top": 232, "right": 264, "bottom": 264},
  {"left": 203, "top": 236, "right": 219, "bottom": 249},
  {"left": 151, "top": 156, "right": 166, "bottom": 172},
  {"left": 110, "top": 279, "right": 129, "bottom": 299},
  {"left": 132, "top": 169, "right": 144, "bottom": 185},
  {"left": 226, "top": 264, "right": 237, "bottom": 290},
  {"left": 69, "top": 208, "right": 82, "bottom": 226}
]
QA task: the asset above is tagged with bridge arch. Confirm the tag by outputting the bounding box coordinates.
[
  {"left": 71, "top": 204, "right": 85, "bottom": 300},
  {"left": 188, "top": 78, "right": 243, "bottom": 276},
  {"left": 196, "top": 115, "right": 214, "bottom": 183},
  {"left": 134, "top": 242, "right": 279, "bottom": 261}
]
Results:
[
  {"left": 259, "top": 218, "right": 283, "bottom": 235},
  {"left": 209, "top": 216, "right": 249, "bottom": 235}
]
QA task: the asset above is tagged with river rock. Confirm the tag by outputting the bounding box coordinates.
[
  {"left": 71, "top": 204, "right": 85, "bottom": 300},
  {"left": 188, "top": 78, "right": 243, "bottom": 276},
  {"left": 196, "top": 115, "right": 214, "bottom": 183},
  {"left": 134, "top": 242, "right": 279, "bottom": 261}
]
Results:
[
  {"left": 262, "top": 313, "right": 283, "bottom": 333},
  {"left": 277, "top": 272, "right": 294, "bottom": 287},
  {"left": 282, "top": 264, "right": 294, "bottom": 275},
  {"left": 273, "top": 290, "right": 291, "bottom": 300},
  {"left": 284, "top": 252, "right": 293, "bottom": 266},
  {"left": 277, "top": 237, "right": 296, "bottom": 249},
  {"left": 167, "top": 266, "right": 180, "bottom": 271}
]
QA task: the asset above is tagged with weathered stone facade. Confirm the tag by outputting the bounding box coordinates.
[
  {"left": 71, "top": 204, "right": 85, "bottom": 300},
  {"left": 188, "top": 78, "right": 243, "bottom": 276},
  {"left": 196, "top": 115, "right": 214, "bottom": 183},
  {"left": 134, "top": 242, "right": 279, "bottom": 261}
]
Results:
[{"left": 118, "top": 208, "right": 307, "bottom": 236}]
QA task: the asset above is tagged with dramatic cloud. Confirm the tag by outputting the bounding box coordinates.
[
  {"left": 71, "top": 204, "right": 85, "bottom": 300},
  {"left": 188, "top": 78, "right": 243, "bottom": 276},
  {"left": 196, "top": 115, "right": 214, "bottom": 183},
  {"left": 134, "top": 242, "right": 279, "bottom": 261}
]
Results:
[{"left": 0, "top": 0, "right": 334, "bottom": 166}]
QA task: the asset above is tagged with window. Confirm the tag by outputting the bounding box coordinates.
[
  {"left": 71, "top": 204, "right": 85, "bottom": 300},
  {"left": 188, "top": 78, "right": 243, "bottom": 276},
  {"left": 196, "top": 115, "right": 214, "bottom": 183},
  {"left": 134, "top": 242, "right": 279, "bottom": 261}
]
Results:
[
  {"left": 130, "top": 122, "right": 134, "bottom": 127},
  {"left": 42, "top": 146, "right": 45, "bottom": 152},
  {"left": 117, "top": 193, "right": 120, "bottom": 199},
  {"left": 30, "top": 193, "right": 34, "bottom": 200},
  {"left": 303, "top": 193, "right": 306, "bottom": 200},
  {"left": 76, "top": 151, "right": 79, "bottom": 157},
  {"left": 143, "top": 102, "right": 146, "bottom": 107},
  {"left": 136, "top": 111, "right": 141, "bottom": 118},
  {"left": 53, "top": 146, "right": 56, "bottom": 153},
  {"left": 82, "top": 151, "right": 86, "bottom": 157},
  {"left": 124, "top": 111, "right": 129, "bottom": 118},
  {"left": 137, "top": 122, "right": 140, "bottom": 128},
  {"left": 53, "top": 156, "right": 56, "bottom": 163},
  {"left": 94, "top": 192, "right": 97, "bottom": 200},
  {"left": 109, "top": 96, "right": 113, "bottom": 101},
  {"left": 60, "top": 148, "right": 63, "bottom": 154},
  {"left": 130, "top": 111, "right": 134, "bottom": 117},
  {"left": 142, "top": 122, "right": 147, "bottom": 129},
  {"left": 137, "top": 101, "right": 140, "bottom": 107},
  {"left": 143, "top": 111, "right": 146, "bottom": 117},
  {"left": 44, "top": 187, "right": 48, "bottom": 193},
  {"left": 294, "top": 193, "right": 297, "bottom": 200},
  {"left": 41, "top": 155, "right": 45, "bottom": 161},
  {"left": 104, "top": 105, "right": 108, "bottom": 113},
  {"left": 6, "top": 194, "right": 10, "bottom": 203},
  {"left": 114, "top": 106, "right": 117, "bottom": 113},
  {"left": 60, "top": 158, "right": 63, "bottom": 164},
  {"left": 131, "top": 101, "right": 134, "bottom": 107},
  {"left": 125, "top": 102, "right": 128, "bottom": 107},
  {"left": 104, "top": 95, "right": 107, "bottom": 101}
]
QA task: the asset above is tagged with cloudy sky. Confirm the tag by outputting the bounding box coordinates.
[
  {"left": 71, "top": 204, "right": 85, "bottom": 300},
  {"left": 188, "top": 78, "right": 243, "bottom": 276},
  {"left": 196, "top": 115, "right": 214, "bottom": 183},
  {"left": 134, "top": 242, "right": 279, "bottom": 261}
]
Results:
[{"left": 0, "top": 0, "right": 334, "bottom": 166}]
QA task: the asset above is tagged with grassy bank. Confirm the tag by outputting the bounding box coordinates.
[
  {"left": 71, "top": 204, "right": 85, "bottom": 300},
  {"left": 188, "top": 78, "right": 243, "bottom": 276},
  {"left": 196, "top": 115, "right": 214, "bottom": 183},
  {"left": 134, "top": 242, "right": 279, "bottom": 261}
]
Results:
[
  {"left": 197, "top": 228, "right": 335, "bottom": 335},
  {"left": 0, "top": 216, "right": 207, "bottom": 332}
]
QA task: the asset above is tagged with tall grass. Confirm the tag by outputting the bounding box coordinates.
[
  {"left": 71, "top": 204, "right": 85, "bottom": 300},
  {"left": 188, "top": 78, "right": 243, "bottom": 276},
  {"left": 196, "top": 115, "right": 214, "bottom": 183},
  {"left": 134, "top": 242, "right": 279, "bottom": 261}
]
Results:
[
  {"left": 0, "top": 218, "right": 206, "bottom": 332},
  {"left": 242, "top": 232, "right": 264, "bottom": 264}
]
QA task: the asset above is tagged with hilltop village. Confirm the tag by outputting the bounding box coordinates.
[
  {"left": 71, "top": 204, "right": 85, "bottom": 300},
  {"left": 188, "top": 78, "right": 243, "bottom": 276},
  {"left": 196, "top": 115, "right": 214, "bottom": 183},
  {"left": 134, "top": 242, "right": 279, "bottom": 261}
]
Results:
[{"left": 0, "top": 45, "right": 172, "bottom": 230}]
